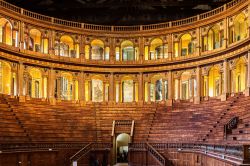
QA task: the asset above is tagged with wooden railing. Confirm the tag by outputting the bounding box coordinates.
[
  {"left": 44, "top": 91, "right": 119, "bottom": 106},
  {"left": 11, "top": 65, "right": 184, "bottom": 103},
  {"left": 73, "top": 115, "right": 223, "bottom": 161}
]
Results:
[
  {"left": 0, "top": 0, "right": 247, "bottom": 32},
  {"left": 146, "top": 143, "right": 166, "bottom": 166},
  {"left": 70, "top": 143, "right": 92, "bottom": 162},
  {"left": 224, "top": 116, "right": 239, "bottom": 138},
  {"left": 112, "top": 120, "right": 135, "bottom": 136},
  {"left": 69, "top": 143, "right": 112, "bottom": 163},
  {"left": 129, "top": 143, "right": 250, "bottom": 164}
]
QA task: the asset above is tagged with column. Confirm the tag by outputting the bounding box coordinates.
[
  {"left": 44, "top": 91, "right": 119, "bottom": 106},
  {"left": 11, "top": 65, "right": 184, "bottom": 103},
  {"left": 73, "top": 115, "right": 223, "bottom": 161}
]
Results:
[
  {"left": 119, "top": 81, "right": 122, "bottom": 102},
  {"left": 168, "top": 35, "right": 173, "bottom": 60},
  {"left": 195, "top": 67, "right": 201, "bottom": 104},
  {"left": 223, "top": 17, "right": 228, "bottom": 49},
  {"left": 49, "top": 30, "right": 55, "bottom": 55},
  {"left": 17, "top": 63, "right": 24, "bottom": 102},
  {"left": 56, "top": 77, "right": 61, "bottom": 100},
  {"left": 221, "top": 60, "right": 229, "bottom": 100},
  {"left": 138, "top": 72, "right": 143, "bottom": 103},
  {"left": 139, "top": 37, "right": 144, "bottom": 61},
  {"left": 177, "top": 78, "right": 181, "bottom": 100},
  {"left": 196, "top": 27, "right": 201, "bottom": 56},
  {"left": 78, "top": 72, "right": 85, "bottom": 104},
  {"left": 148, "top": 82, "right": 151, "bottom": 102},
  {"left": 88, "top": 80, "right": 92, "bottom": 102},
  {"left": 48, "top": 68, "right": 56, "bottom": 104},
  {"left": 168, "top": 71, "right": 173, "bottom": 100},
  {"left": 245, "top": 51, "right": 250, "bottom": 96},
  {"left": 19, "top": 22, "right": 25, "bottom": 50},
  {"left": 10, "top": 72, "right": 14, "bottom": 96},
  {"left": 103, "top": 82, "right": 106, "bottom": 102},
  {"left": 206, "top": 75, "right": 209, "bottom": 98},
  {"left": 110, "top": 38, "right": 115, "bottom": 62},
  {"left": 162, "top": 79, "right": 165, "bottom": 102},
  {"left": 133, "top": 81, "right": 136, "bottom": 102},
  {"left": 41, "top": 75, "right": 44, "bottom": 98},
  {"left": 109, "top": 72, "right": 114, "bottom": 102},
  {"left": 72, "top": 79, "right": 76, "bottom": 100},
  {"left": 79, "top": 35, "right": 85, "bottom": 62}
]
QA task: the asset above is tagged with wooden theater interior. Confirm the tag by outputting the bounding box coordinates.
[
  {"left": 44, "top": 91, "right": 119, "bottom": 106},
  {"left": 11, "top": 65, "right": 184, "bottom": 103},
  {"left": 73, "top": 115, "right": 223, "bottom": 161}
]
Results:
[{"left": 0, "top": 0, "right": 250, "bottom": 165}]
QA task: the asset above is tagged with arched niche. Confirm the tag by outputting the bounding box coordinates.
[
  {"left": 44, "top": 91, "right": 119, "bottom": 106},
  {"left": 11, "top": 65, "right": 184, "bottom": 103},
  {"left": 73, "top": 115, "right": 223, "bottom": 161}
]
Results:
[
  {"left": 208, "top": 67, "right": 221, "bottom": 97},
  {"left": 28, "top": 68, "right": 42, "bottom": 98},
  {"left": 0, "top": 18, "right": 12, "bottom": 46},
  {"left": 90, "top": 39, "right": 105, "bottom": 60},
  {"left": 121, "top": 40, "right": 134, "bottom": 61}
]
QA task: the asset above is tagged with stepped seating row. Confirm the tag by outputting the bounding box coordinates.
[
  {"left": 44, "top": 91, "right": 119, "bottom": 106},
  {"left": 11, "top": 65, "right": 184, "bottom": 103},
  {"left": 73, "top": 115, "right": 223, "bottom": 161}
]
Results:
[
  {"left": 0, "top": 93, "right": 249, "bottom": 145},
  {"left": 146, "top": 95, "right": 244, "bottom": 143}
]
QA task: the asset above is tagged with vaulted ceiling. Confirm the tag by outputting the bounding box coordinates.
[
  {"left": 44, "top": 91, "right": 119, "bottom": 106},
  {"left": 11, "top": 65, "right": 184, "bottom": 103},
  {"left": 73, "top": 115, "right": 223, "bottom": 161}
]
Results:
[{"left": 5, "top": 0, "right": 231, "bottom": 25}]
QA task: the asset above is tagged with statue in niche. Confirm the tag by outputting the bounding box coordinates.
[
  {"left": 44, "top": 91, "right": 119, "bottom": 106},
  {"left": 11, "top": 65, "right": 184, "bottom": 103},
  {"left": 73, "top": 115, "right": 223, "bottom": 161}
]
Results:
[
  {"left": 155, "top": 80, "right": 162, "bottom": 101},
  {"left": 94, "top": 83, "right": 103, "bottom": 102}
]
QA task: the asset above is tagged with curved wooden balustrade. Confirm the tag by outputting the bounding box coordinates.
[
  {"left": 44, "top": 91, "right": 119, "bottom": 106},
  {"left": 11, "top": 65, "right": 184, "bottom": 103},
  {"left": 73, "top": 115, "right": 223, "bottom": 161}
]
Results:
[
  {"left": 0, "top": 0, "right": 247, "bottom": 32},
  {"left": 129, "top": 143, "right": 250, "bottom": 165}
]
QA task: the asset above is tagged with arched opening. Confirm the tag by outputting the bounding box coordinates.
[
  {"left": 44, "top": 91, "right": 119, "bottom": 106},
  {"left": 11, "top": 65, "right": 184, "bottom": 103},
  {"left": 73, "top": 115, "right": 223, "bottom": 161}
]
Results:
[
  {"left": 121, "top": 40, "right": 134, "bottom": 61},
  {"left": 233, "top": 58, "right": 246, "bottom": 93},
  {"left": 29, "top": 68, "right": 42, "bottom": 98},
  {"left": 150, "top": 38, "right": 164, "bottom": 60},
  {"left": 205, "top": 25, "right": 221, "bottom": 51},
  {"left": 91, "top": 39, "right": 105, "bottom": 60},
  {"left": 180, "top": 71, "right": 193, "bottom": 100},
  {"left": 180, "top": 34, "right": 194, "bottom": 56},
  {"left": 229, "top": 13, "right": 248, "bottom": 44},
  {"left": 55, "top": 35, "right": 75, "bottom": 57},
  {"left": 150, "top": 75, "right": 166, "bottom": 102},
  {"left": 116, "top": 133, "right": 130, "bottom": 163},
  {"left": 208, "top": 67, "right": 221, "bottom": 97},
  {"left": 122, "top": 79, "right": 134, "bottom": 102},
  {"left": 0, "top": 18, "right": 12, "bottom": 45},
  {"left": 234, "top": 13, "right": 248, "bottom": 42},
  {"left": 0, "top": 61, "right": 11, "bottom": 94},
  {"left": 91, "top": 78, "right": 103, "bottom": 102},
  {"left": 60, "top": 73, "right": 73, "bottom": 100},
  {"left": 29, "top": 29, "right": 42, "bottom": 52}
]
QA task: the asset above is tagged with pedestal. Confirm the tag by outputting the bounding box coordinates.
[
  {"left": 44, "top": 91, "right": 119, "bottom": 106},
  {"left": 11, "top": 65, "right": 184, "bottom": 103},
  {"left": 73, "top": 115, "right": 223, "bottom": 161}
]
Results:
[
  {"left": 49, "top": 97, "right": 56, "bottom": 105},
  {"left": 18, "top": 95, "right": 26, "bottom": 102},
  {"left": 220, "top": 93, "right": 228, "bottom": 101},
  {"left": 194, "top": 96, "right": 200, "bottom": 104},
  {"left": 79, "top": 100, "right": 86, "bottom": 106},
  {"left": 244, "top": 88, "right": 250, "bottom": 96},
  {"left": 166, "top": 99, "right": 173, "bottom": 106}
]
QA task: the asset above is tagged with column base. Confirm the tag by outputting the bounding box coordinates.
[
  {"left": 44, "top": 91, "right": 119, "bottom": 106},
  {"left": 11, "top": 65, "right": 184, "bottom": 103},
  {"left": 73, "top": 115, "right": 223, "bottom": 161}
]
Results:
[
  {"left": 25, "top": 95, "right": 31, "bottom": 101},
  {"left": 221, "top": 93, "right": 228, "bottom": 101},
  {"left": 166, "top": 99, "right": 173, "bottom": 106},
  {"left": 244, "top": 88, "right": 250, "bottom": 96},
  {"left": 137, "top": 100, "right": 144, "bottom": 106},
  {"left": 18, "top": 95, "right": 26, "bottom": 102},
  {"left": 204, "top": 96, "right": 209, "bottom": 101},
  {"left": 194, "top": 96, "right": 200, "bottom": 104},
  {"left": 79, "top": 100, "right": 86, "bottom": 106},
  {"left": 49, "top": 97, "right": 56, "bottom": 105}
]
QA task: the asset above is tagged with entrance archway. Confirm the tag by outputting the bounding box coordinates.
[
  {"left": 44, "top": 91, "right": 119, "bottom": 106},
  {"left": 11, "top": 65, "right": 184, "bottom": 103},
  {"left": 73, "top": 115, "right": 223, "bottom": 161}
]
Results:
[{"left": 116, "top": 133, "right": 130, "bottom": 164}]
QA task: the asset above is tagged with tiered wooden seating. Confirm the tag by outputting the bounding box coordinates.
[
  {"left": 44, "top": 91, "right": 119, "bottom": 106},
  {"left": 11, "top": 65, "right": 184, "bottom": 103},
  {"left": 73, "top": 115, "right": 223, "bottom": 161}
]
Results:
[
  {"left": 204, "top": 93, "right": 250, "bottom": 144},
  {"left": 5, "top": 97, "right": 97, "bottom": 142},
  {"left": 147, "top": 97, "right": 238, "bottom": 143},
  {"left": 0, "top": 95, "right": 29, "bottom": 143}
]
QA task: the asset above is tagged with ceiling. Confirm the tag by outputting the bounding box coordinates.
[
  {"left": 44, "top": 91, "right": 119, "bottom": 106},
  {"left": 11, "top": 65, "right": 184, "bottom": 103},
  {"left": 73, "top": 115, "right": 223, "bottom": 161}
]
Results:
[{"left": 5, "top": 0, "right": 232, "bottom": 26}]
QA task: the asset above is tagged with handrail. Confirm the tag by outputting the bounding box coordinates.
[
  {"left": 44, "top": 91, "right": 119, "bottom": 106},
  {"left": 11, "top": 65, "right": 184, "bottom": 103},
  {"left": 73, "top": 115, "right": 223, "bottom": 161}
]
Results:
[
  {"left": 70, "top": 143, "right": 111, "bottom": 162},
  {"left": 70, "top": 143, "right": 92, "bottom": 162},
  {"left": 0, "top": 0, "right": 247, "bottom": 32},
  {"left": 129, "top": 143, "right": 250, "bottom": 164},
  {"left": 146, "top": 143, "right": 166, "bottom": 166},
  {"left": 224, "top": 116, "right": 239, "bottom": 138}
]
